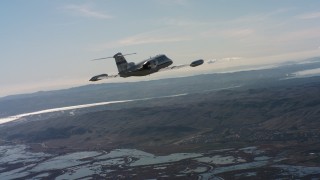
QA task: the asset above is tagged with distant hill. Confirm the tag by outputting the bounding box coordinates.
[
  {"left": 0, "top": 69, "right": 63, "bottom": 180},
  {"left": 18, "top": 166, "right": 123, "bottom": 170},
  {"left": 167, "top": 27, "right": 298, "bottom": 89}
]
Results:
[
  {"left": 1, "top": 74, "right": 320, "bottom": 153},
  {"left": 1, "top": 57, "right": 320, "bottom": 118}
]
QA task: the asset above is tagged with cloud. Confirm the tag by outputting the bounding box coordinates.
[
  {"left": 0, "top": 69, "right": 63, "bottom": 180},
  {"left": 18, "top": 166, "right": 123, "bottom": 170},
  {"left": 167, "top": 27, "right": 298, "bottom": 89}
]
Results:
[
  {"left": 221, "top": 57, "right": 243, "bottom": 61},
  {"left": 202, "top": 28, "right": 255, "bottom": 39},
  {"left": 231, "top": 8, "right": 291, "bottom": 24},
  {"left": 277, "top": 27, "right": 320, "bottom": 42},
  {"left": 223, "top": 29, "right": 255, "bottom": 38},
  {"left": 118, "top": 35, "right": 189, "bottom": 46},
  {"left": 154, "top": 0, "right": 189, "bottom": 6},
  {"left": 296, "top": 12, "right": 320, "bottom": 19},
  {"left": 63, "top": 4, "right": 113, "bottom": 19},
  {"left": 92, "top": 31, "right": 191, "bottom": 51},
  {"left": 158, "top": 18, "right": 208, "bottom": 27}
]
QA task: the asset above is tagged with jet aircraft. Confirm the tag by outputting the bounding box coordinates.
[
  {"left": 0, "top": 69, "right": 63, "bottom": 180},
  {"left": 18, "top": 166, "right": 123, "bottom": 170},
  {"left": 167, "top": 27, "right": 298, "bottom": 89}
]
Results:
[{"left": 89, "top": 52, "right": 204, "bottom": 81}]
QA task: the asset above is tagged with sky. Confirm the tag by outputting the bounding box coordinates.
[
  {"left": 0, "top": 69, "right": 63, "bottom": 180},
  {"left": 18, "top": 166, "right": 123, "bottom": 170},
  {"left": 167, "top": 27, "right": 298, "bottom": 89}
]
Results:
[{"left": 1, "top": 0, "right": 320, "bottom": 97}]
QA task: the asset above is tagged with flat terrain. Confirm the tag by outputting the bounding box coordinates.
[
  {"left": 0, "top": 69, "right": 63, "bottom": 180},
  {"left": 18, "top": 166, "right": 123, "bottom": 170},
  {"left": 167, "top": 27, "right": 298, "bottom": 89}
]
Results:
[
  {"left": 1, "top": 78, "right": 320, "bottom": 154},
  {"left": 1, "top": 61, "right": 320, "bottom": 179}
]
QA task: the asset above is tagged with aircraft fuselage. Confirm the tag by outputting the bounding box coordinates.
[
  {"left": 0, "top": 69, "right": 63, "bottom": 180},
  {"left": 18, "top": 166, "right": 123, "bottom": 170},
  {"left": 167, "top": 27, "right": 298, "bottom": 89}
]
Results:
[
  {"left": 89, "top": 52, "right": 204, "bottom": 81},
  {"left": 119, "top": 54, "right": 173, "bottom": 77}
]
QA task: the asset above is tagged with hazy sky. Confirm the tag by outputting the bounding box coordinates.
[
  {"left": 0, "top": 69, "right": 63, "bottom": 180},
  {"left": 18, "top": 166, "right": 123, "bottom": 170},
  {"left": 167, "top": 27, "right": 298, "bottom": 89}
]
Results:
[{"left": 1, "top": 0, "right": 320, "bottom": 97}]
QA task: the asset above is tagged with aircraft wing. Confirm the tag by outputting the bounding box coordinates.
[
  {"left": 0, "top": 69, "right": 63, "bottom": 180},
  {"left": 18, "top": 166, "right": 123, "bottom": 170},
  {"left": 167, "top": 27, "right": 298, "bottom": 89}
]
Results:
[
  {"left": 89, "top": 59, "right": 204, "bottom": 81},
  {"left": 159, "top": 59, "right": 204, "bottom": 72},
  {"left": 89, "top": 74, "right": 118, "bottom": 81}
]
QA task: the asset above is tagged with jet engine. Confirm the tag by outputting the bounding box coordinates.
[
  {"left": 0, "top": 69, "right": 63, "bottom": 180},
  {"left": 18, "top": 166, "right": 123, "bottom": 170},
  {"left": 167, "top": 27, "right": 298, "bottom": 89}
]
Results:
[
  {"left": 127, "top": 62, "right": 135, "bottom": 69},
  {"left": 143, "top": 60, "right": 158, "bottom": 70}
]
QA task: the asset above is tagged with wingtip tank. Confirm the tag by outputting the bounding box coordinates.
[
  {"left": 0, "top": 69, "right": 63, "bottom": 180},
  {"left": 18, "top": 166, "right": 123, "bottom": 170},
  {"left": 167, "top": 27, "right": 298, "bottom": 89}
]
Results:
[
  {"left": 89, "top": 74, "right": 108, "bottom": 81},
  {"left": 190, "top": 59, "right": 204, "bottom": 67}
]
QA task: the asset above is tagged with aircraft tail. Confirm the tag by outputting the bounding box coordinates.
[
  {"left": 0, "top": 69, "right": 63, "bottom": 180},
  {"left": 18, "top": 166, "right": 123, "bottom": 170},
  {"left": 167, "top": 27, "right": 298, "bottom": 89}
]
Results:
[
  {"left": 113, "top": 52, "right": 137, "bottom": 73},
  {"left": 113, "top": 53, "right": 128, "bottom": 73}
]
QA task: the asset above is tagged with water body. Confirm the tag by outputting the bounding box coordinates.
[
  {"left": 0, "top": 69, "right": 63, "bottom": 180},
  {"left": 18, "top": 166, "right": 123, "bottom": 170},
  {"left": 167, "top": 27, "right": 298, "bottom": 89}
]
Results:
[
  {"left": 273, "top": 165, "right": 320, "bottom": 178},
  {"left": 0, "top": 145, "right": 202, "bottom": 179},
  {"left": 0, "top": 85, "right": 241, "bottom": 125},
  {"left": 294, "top": 68, "right": 320, "bottom": 78},
  {"left": 1, "top": 145, "right": 320, "bottom": 179},
  {"left": 0, "top": 93, "right": 189, "bottom": 125},
  {"left": 195, "top": 155, "right": 243, "bottom": 165}
]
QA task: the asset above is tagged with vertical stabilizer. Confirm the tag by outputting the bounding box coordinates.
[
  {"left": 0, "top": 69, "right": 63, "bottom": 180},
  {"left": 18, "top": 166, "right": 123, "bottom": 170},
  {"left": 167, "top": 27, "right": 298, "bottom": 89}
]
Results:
[{"left": 113, "top": 53, "right": 128, "bottom": 73}]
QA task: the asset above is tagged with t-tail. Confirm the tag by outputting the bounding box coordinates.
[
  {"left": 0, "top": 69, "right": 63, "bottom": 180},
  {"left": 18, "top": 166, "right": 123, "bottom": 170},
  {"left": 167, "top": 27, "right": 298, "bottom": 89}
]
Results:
[
  {"left": 90, "top": 52, "right": 136, "bottom": 80},
  {"left": 113, "top": 53, "right": 128, "bottom": 73}
]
